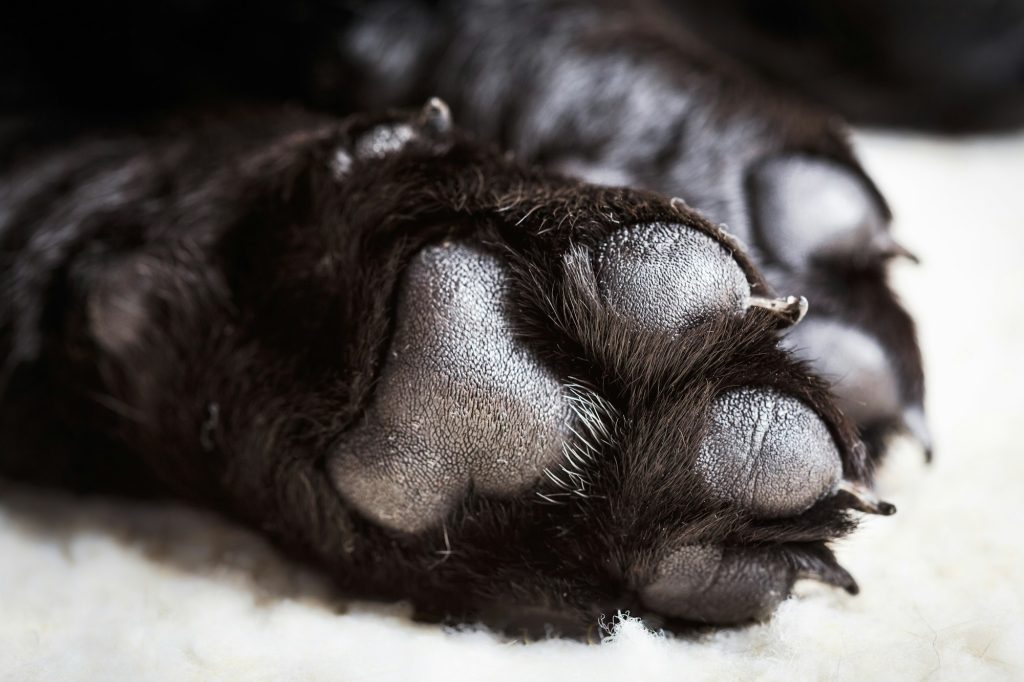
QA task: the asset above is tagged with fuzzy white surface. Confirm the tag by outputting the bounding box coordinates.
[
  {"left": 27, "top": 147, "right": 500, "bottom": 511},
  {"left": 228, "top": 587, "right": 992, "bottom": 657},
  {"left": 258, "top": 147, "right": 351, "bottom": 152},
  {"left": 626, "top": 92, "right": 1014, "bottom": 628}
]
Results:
[{"left": 2, "top": 131, "right": 1024, "bottom": 682}]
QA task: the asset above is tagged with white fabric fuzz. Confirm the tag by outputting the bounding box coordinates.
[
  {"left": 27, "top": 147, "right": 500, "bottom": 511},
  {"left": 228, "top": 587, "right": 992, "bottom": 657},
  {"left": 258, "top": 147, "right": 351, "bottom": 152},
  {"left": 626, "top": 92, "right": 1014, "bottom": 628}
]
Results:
[{"left": 2, "top": 131, "right": 1023, "bottom": 681}]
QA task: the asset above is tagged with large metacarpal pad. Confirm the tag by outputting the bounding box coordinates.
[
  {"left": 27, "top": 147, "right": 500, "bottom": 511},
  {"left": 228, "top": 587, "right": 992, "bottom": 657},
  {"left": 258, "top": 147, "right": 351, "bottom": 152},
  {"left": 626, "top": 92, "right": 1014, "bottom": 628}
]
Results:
[{"left": 330, "top": 242, "right": 572, "bottom": 533}]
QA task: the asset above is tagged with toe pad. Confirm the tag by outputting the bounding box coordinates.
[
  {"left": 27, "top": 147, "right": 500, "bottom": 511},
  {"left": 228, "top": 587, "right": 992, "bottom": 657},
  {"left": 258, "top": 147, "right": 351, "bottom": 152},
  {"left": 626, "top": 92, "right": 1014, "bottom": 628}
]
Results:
[
  {"left": 695, "top": 387, "right": 842, "bottom": 517},
  {"left": 640, "top": 545, "right": 792, "bottom": 624},
  {"left": 594, "top": 222, "right": 750, "bottom": 333}
]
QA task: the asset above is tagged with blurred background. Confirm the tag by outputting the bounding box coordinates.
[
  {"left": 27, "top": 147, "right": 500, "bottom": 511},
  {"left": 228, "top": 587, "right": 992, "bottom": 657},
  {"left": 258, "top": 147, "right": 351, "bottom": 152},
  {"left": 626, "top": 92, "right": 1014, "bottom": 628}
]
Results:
[
  {"left": 671, "top": 0, "right": 1024, "bottom": 132},
  {"left": 3, "top": 0, "right": 1023, "bottom": 132}
]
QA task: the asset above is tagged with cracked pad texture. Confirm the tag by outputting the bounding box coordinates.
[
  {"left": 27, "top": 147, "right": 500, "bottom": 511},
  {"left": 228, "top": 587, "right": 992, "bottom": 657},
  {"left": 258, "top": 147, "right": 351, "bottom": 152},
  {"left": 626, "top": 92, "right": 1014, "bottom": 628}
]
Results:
[
  {"left": 695, "top": 387, "right": 842, "bottom": 517},
  {"left": 329, "top": 241, "right": 571, "bottom": 533},
  {"left": 594, "top": 222, "right": 750, "bottom": 332}
]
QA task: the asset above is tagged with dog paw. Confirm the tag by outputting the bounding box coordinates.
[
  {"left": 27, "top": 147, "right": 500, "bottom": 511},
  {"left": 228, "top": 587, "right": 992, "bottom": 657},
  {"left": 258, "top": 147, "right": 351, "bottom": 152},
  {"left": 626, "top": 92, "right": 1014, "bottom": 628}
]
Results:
[
  {"left": 316, "top": 130, "right": 889, "bottom": 630},
  {"left": 73, "top": 102, "right": 888, "bottom": 632}
]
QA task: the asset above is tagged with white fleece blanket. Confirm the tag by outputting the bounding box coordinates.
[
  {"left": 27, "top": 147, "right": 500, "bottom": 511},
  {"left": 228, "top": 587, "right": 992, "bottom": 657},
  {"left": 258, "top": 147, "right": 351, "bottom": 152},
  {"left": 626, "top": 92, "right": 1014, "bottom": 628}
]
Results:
[{"left": 2, "top": 131, "right": 1023, "bottom": 682}]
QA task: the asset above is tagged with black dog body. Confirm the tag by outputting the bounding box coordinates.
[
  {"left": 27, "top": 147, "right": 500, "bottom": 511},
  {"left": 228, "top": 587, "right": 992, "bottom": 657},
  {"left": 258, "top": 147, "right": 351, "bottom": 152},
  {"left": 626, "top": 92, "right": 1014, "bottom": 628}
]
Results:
[{"left": 0, "top": 0, "right": 926, "bottom": 634}]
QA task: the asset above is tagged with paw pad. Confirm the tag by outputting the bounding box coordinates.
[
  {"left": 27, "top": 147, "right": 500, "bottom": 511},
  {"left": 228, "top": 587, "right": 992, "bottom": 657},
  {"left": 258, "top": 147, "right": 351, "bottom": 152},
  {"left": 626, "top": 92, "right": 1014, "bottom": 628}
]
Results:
[
  {"left": 640, "top": 545, "right": 791, "bottom": 623},
  {"left": 594, "top": 222, "right": 750, "bottom": 332},
  {"left": 330, "top": 241, "right": 572, "bottom": 533},
  {"left": 695, "top": 387, "right": 842, "bottom": 517},
  {"left": 750, "top": 156, "right": 912, "bottom": 267}
]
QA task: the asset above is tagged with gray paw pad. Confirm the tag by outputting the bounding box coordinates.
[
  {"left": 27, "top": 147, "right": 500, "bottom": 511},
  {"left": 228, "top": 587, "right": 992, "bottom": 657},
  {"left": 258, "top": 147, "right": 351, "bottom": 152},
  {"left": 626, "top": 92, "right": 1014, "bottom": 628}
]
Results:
[
  {"left": 329, "top": 242, "right": 571, "bottom": 533},
  {"left": 594, "top": 222, "right": 750, "bottom": 332},
  {"left": 695, "top": 387, "right": 842, "bottom": 517},
  {"left": 782, "top": 318, "right": 901, "bottom": 426},
  {"left": 639, "top": 545, "right": 791, "bottom": 624},
  {"left": 749, "top": 156, "right": 896, "bottom": 267}
]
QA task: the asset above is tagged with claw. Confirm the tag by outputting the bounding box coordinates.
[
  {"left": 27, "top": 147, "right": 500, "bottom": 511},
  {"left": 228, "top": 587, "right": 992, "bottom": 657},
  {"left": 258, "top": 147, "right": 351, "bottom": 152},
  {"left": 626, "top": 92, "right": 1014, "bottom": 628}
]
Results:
[
  {"left": 872, "top": 232, "right": 920, "bottom": 264},
  {"left": 746, "top": 295, "right": 808, "bottom": 328},
  {"left": 836, "top": 480, "right": 896, "bottom": 516},
  {"left": 799, "top": 562, "right": 860, "bottom": 595},
  {"left": 790, "top": 548, "right": 860, "bottom": 595},
  {"left": 902, "top": 405, "right": 934, "bottom": 463},
  {"left": 421, "top": 97, "right": 453, "bottom": 136}
]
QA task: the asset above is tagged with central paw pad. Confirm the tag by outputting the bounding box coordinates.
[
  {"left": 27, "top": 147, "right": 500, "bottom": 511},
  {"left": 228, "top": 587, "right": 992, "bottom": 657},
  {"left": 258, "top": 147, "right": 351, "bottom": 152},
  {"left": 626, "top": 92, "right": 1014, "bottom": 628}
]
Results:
[{"left": 330, "top": 241, "right": 572, "bottom": 533}]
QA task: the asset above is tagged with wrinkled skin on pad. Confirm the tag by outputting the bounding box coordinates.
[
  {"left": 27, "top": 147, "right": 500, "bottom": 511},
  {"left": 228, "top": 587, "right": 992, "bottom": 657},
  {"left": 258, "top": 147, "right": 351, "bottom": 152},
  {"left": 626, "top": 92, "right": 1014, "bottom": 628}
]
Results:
[
  {"left": 594, "top": 222, "right": 750, "bottom": 333},
  {"left": 696, "top": 387, "right": 843, "bottom": 518},
  {"left": 329, "top": 219, "right": 812, "bottom": 536},
  {"left": 1, "top": 104, "right": 881, "bottom": 637}
]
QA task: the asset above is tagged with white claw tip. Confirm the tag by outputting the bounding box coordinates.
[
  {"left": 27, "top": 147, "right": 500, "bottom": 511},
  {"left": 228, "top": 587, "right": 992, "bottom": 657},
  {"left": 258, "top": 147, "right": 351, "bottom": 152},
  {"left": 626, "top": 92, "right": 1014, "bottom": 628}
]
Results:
[
  {"left": 746, "top": 294, "right": 809, "bottom": 328},
  {"left": 422, "top": 97, "right": 453, "bottom": 134},
  {"left": 792, "top": 295, "right": 809, "bottom": 324}
]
